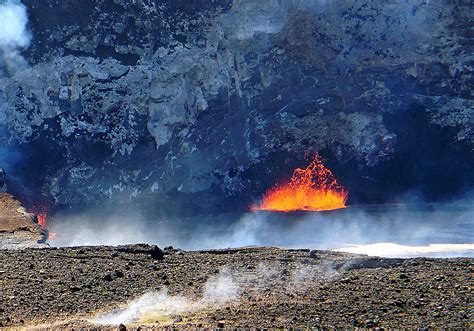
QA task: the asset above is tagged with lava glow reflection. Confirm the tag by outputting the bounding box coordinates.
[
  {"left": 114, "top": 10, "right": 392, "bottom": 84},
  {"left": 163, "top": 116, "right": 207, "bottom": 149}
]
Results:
[{"left": 251, "top": 154, "right": 348, "bottom": 212}]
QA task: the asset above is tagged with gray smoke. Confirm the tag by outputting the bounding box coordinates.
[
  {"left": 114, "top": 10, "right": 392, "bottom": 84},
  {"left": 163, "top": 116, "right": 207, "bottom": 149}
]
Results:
[{"left": 0, "top": 0, "right": 31, "bottom": 76}]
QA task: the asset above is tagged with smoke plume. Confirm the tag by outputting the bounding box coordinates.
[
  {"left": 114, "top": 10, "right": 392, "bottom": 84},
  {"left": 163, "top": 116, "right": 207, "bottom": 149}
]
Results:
[{"left": 0, "top": 0, "right": 31, "bottom": 76}]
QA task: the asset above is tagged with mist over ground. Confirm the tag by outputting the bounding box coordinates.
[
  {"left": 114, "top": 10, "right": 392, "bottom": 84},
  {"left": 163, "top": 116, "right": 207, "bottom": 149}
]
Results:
[
  {"left": 49, "top": 194, "right": 474, "bottom": 258},
  {"left": 90, "top": 259, "right": 340, "bottom": 326},
  {"left": 1, "top": 0, "right": 473, "bottom": 258}
]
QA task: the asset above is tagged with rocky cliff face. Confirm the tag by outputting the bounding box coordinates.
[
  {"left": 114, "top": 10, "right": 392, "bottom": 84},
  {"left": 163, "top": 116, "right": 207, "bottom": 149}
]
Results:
[
  {"left": 0, "top": 0, "right": 472, "bottom": 212},
  {"left": 0, "top": 192, "right": 46, "bottom": 248}
]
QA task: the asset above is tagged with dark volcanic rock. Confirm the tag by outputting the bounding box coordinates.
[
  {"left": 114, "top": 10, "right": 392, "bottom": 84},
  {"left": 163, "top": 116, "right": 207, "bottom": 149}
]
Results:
[
  {"left": 116, "top": 244, "right": 164, "bottom": 260},
  {"left": 0, "top": 1, "right": 472, "bottom": 211},
  {"left": 103, "top": 273, "right": 113, "bottom": 282},
  {"left": 341, "top": 257, "right": 405, "bottom": 271}
]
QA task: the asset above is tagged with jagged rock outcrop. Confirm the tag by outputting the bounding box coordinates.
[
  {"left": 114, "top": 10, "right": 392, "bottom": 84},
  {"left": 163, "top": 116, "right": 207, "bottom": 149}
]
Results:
[{"left": 0, "top": 0, "right": 472, "bottom": 211}]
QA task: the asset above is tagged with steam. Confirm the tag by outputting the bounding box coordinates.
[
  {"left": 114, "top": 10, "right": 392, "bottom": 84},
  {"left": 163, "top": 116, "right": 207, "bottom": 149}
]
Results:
[
  {"left": 202, "top": 269, "right": 239, "bottom": 304},
  {"left": 48, "top": 210, "right": 152, "bottom": 247},
  {"left": 335, "top": 243, "right": 474, "bottom": 258},
  {"left": 0, "top": 0, "right": 31, "bottom": 76},
  {"left": 58, "top": 198, "right": 472, "bottom": 327},
  {"left": 90, "top": 269, "right": 239, "bottom": 325},
  {"left": 90, "top": 290, "right": 194, "bottom": 325},
  {"left": 91, "top": 262, "right": 338, "bottom": 326},
  {"left": 49, "top": 196, "right": 474, "bottom": 258}
]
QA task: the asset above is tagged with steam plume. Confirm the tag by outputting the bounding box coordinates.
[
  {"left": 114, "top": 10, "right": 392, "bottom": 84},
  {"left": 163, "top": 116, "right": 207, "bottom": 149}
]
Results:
[
  {"left": 49, "top": 195, "right": 474, "bottom": 259},
  {"left": 91, "top": 263, "right": 338, "bottom": 326},
  {"left": 90, "top": 268, "right": 240, "bottom": 325},
  {"left": 0, "top": 0, "right": 31, "bottom": 76}
]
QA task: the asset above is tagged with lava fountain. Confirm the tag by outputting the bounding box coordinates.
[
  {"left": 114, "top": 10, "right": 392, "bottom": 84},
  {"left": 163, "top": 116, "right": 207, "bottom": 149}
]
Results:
[
  {"left": 32, "top": 207, "right": 58, "bottom": 239},
  {"left": 251, "top": 154, "right": 348, "bottom": 212},
  {"left": 30, "top": 205, "right": 48, "bottom": 228},
  {"left": 37, "top": 212, "right": 47, "bottom": 228}
]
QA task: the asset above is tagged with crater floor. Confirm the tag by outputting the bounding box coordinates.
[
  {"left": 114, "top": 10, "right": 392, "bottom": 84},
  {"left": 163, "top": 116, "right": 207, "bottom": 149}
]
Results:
[{"left": 0, "top": 245, "right": 471, "bottom": 329}]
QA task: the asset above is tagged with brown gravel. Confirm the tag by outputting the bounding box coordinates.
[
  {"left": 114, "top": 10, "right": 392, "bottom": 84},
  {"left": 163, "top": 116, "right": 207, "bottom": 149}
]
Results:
[{"left": 0, "top": 245, "right": 472, "bottom": 329}]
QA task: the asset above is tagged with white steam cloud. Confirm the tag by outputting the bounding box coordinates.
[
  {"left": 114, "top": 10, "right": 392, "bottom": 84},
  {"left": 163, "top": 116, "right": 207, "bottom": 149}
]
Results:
[
  {"left": 90, "top": 268, "right": 240, "bottom": 325},
  {"left": 0, "top": 0, "right": 31, "bottom": 76},
  {"left": 0, "top": 0, "right": 30, "bottom": 47},
  {"left": 90, "top": 289, "right": 194, "bottom": 325},
  {"left": 49, "top": 197, "right": 474, "bottom": 259},
  {"left": 91, "top": 262, "right": 339, "bottom": 326},
  {"left": 335, "top": 243, "right": 474, "bottom": 258}
]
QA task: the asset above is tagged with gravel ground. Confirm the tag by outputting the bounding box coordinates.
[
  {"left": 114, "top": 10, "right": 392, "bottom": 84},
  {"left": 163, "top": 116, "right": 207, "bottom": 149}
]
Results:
[{"left": 0, "top": 245, "right": 472, "bottom": 329}]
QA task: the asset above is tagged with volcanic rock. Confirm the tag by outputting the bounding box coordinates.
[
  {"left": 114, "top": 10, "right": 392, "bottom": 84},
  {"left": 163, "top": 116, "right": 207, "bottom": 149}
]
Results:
[
  {"left": 0, "top": 1, "right": 471, "bottom": 211},
  {"left": 1, "top": 245, "right": 470, "bottom": 328},
  {"left": 341, "top": 257, "right": 405, "bottom": 271},
  {"left": 149, "top": 245, "right": 165, "bottom": 260},
  {"left": 69, "top": 286, "right": 81, "bottom": 293},
  {"left": 103, "top": 273, "right": 113, "bottom": 282},
  {"left": 0, "top": 193, "right": 47, "bottom": 249},
  {"left": 115, "top": 244, "right": 164, "bottom": 260}
]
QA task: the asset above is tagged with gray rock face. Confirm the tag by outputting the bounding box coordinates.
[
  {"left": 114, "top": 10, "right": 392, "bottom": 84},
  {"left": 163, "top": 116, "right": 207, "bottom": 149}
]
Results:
[
  {"left": 0, "top": 0, "right": 472, "bottom": 210},
  {"left": 0, "top": 168, "right": 6, "bottom": 193}
]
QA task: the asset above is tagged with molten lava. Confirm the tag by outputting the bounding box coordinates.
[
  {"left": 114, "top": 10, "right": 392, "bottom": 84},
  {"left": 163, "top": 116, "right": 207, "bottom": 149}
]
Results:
[
  {"left": 251, "top": 154, "right": 348, "bottom": 212},
  {"left": 31, "top": 205, "right": 48, "bottom": 228},
  {"left": 37, "top": 212, "right": 47, "bottom": 228}
]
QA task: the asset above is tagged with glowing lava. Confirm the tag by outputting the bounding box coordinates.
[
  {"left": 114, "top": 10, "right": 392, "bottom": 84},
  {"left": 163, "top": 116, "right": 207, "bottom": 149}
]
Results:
[
  {"left": 31, "top": 206, "right": 48, "bottom": 228},
  {"left": 251, "top": 154, "right": 348, "bottom": 212},
  {"left": 33, "top": 208, "right": 57, "bottom": 239},
  {"left": 36, "top": 212, "right": 47, "bottom": 228}
]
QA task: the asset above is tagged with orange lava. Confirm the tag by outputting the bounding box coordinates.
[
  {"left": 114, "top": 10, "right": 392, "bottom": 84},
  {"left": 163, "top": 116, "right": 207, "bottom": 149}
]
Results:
[
  {"left": 251, "top": 154, "right": 348, "bottom": 212},
  {"left": 36, "top": 212, "right": 47, "bottom": 228}
]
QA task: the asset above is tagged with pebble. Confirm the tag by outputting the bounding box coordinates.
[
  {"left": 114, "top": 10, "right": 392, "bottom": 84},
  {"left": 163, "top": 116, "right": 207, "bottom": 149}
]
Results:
[{"left": 103, "top": 273, "right": 113, "bottom": 281}]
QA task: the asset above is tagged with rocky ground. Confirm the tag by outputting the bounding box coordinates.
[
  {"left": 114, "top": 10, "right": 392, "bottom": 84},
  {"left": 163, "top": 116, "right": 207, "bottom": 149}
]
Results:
[{"left": 1, "top": 244, "right": 472, "bottom": 329}]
